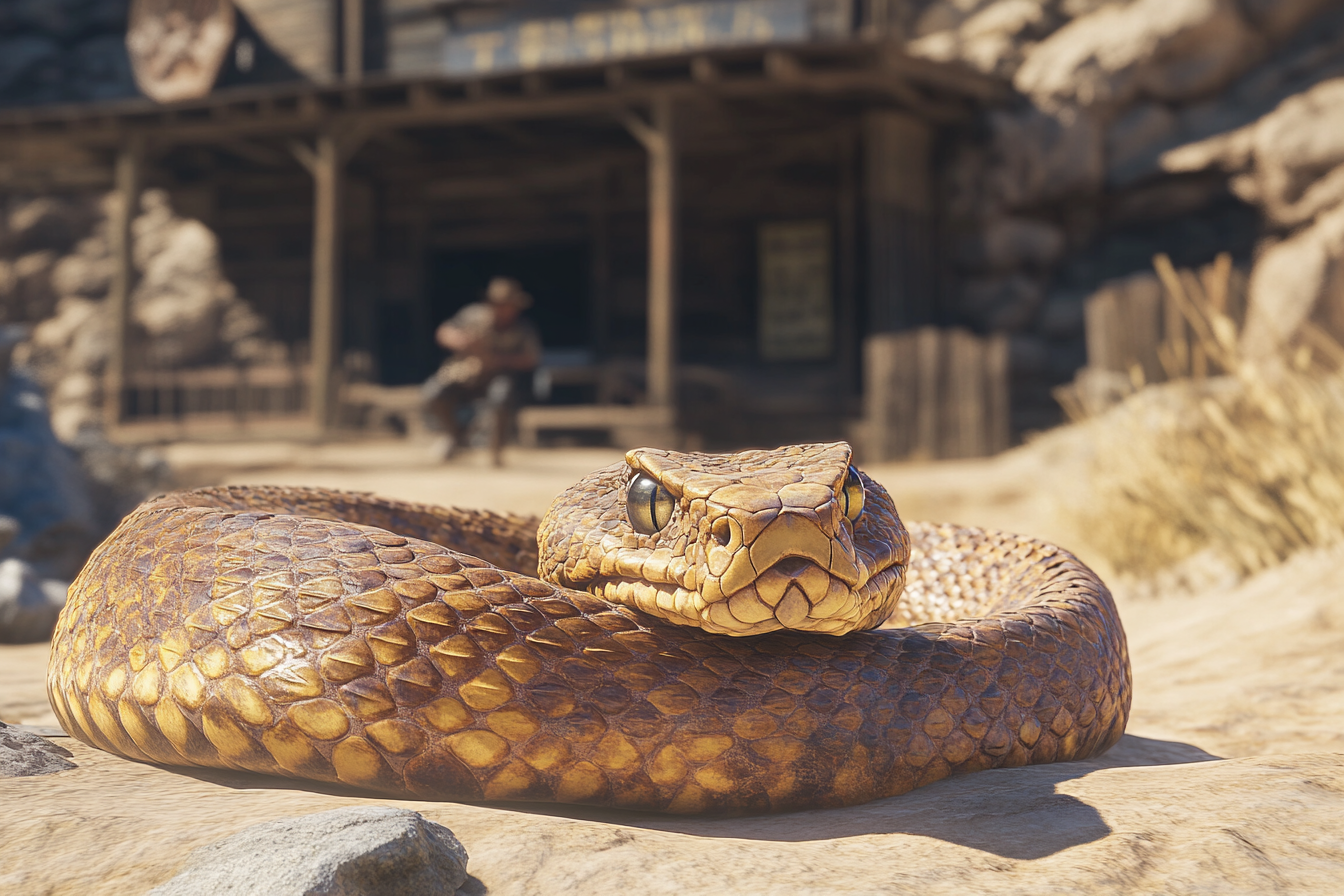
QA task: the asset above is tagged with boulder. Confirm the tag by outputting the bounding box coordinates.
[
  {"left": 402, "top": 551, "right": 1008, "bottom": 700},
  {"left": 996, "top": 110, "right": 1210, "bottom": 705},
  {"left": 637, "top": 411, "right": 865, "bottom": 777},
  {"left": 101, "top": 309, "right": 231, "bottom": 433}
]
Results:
[
  {"left": 956, "top": 216, "right": 1066, "bottom": 273},
  {"left": 0, "top": 722, "right": 75, "bottom": 778},
  {"left": 4, "top": 250, "right": 58, "bottom": 324},
  {"left": 984, "top": 105, "right": 1104, "bottom": 211},
  {"left": 148, "top": 807, "right": 469, "bottom": 896},
  {"left": 0, "top": 558, "right": 68, "bottom": 644},
  {"left": 1106, "top": 102, "right": 1179, "bottom": 184},
  {"left": 1015, "top": 0, "right": 1261, "bottom": 111},
  {"left": 131, "top": 190, "right": 257, "bottom": 367},
  {"left": 961, "top": 273, "right": 1047, "bottom": 330},
  {"left": 1241, "top": 201, "right": 1344, "bottom": 358},
  {"left": 1237, "top": 0, "right": 1340, "bottom": 42},
  {"left": 3, "top": 197, "right": 94, "bottom": 256},
  {"left": 49, "top": 235, "right": 112, "bottom": 299},
  {"left": 909, "top": 0, "right": 1057, "bottom": 79},
  {"left": 0, "top": 367, "right": 97, "bottom": 579},
  {"left": 1163, "top": 78, "right": 1344, "bottom": 227}
]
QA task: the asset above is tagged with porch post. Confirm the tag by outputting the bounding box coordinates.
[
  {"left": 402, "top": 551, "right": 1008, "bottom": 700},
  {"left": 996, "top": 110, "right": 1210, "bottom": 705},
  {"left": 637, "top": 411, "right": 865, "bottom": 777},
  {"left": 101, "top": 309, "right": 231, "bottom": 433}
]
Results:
[
  {"left": 647, "top": 97, "right": 679, "bottom": 408},
  {"left": 308, "top": 133, "right": 343, "bottom": 431},
  {"left": 104, "top": 136, "right": 143, "bottom": 432},
  {"left": 623, "top": 97, "right": 679, "bottom": 409}
]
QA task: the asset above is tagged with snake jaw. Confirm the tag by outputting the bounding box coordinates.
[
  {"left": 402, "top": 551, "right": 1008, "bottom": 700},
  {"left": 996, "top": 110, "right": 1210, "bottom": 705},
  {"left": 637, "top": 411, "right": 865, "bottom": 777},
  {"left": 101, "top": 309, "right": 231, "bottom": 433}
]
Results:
[{"left": 537, "top": 442, "right": 911, "bottom": 636}]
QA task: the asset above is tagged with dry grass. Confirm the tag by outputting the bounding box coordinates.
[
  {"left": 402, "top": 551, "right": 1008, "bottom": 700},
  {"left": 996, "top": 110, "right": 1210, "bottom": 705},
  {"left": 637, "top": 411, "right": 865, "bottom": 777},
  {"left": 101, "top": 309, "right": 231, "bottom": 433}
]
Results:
[{"left": 1069, "top": 254, "right": 1344, "bottom": 578}]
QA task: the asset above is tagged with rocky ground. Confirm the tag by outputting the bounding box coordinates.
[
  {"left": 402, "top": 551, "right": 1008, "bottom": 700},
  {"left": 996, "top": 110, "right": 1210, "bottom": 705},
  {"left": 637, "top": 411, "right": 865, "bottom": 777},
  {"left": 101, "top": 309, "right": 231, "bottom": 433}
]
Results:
[{"left": 1, "top": 438, "right": 1341, "bottom": 894}]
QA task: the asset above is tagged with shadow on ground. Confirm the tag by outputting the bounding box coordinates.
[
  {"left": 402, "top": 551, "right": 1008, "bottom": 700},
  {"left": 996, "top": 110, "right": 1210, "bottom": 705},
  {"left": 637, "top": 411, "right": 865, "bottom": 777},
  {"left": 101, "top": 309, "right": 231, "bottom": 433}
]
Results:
[{"left": 167, "top": 733, "right": 1218, "bottom": 862}]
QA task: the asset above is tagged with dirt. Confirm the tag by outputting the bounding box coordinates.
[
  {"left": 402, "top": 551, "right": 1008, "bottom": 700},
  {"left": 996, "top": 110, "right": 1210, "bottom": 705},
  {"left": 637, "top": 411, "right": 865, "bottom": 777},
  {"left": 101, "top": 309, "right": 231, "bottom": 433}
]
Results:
[{"left": 2, "top": 437, "right": 1341, "bottom": 894}]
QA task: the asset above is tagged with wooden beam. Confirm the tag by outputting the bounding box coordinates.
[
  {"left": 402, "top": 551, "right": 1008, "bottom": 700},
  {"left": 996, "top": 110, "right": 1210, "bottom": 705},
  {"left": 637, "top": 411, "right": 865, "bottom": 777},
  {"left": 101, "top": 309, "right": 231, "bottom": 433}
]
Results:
[
  {"left": 104, "top": 136, "right": 143, "bottom": 431},
  {"left": 640, "top": 97, "right": 678, "bottom": 410},
  {"left": 306, "top": 133, "right": 344, "bottom": 431}
]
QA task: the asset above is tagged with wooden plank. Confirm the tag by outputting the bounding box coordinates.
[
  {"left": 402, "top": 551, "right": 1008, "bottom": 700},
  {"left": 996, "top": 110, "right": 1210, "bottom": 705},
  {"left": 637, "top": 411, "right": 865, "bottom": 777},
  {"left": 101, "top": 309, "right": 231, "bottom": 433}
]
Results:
[
  {"left": 985, "top": 333, "right": 1011, "bottom": 454},
  {"left": 913, "top": 327, "right": 941, "bottom": 460},
  {"left": 949, "top": 328, "right": 986, "bottom": 459},
  {"left": 1084, "top": 287, "right": 1120, "bottom": 372},
  {"left": 104, "top": 139, "right": 142, "bottom": 432}
]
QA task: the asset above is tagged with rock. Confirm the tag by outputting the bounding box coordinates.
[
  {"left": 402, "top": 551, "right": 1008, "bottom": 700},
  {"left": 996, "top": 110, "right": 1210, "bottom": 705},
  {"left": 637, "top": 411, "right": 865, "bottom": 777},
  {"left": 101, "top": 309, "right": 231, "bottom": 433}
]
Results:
[
  {"left": 0, "top": 558, "right": 68, "bottom": 644},
  {"left": 1106, "top": 102, "right": 1179, "bottom": 184},
  {"left": 1015, "top": 0, "right": 1261, "bottom": 111},
  {"left": 3, "top": 250, "right": 58, "bottom": 324},
  {"left": 956, "top": 216, "right": 1066, "bottom": 273},
  {"left": 0, "top": 721, "right": 75, "bottom": 778},
  {"left": 1237, "top": 0, "right": 1339, "bottom": 42},
  {"left": 0, "top": 367, "right": 97, "bottom": 579},
  {"left": 3, "top": 197, "right": 94, "bottom": 255},
  {"left": 909, "top": 0, "right": 1057, "bottom": 78},
  {"left": 1164, "top": 77, "right": 1344, "bottom": 228},
  {"left": 0, "top": 516, "right": 18, "bottom": 553},
  {"left": 960, "top": 274, "right": 1047, "bottom": 330},
  {"left": 1241, "top": 200, "right": 1344, "bottom": 358},
  {"left": 0, "top": 36, "right": 59, "bottom": 99},
  {"left": 985, "top": 105, "right": 1104, "bottom": 211},
  {"left": 148, "top": 807, "right": 469, "bottom": 896},
  {"left": 49, "top": 236, "right": 112, "bottom": 299}
]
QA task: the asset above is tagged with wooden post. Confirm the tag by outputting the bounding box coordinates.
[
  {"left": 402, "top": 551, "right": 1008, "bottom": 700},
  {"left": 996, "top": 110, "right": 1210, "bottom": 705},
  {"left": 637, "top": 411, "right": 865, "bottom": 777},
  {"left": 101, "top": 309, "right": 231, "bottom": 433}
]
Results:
[
  {"left": 343, "top": 0, "right": 364, "bottom": 82},
  {"left": 291, "top": 134, "right": 345, "bottom": 432},
  {"left": 310, "top": 134, "right": 342, "bottom": 431},
  {"left": 104, "top": 137, "right": 143, "bottom": 432},
  {"left": 622, "top": 97, "right": 679, "bottom": 408}
]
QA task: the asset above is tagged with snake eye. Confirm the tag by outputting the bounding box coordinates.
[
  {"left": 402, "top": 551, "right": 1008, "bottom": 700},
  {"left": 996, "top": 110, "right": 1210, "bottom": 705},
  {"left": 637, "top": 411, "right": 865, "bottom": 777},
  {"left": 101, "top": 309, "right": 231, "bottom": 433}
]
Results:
[
  {"left": 841, "top": 466, "right": 865, "bottom": 523},
  {"left": 627, "top": 472, "right": 675, "bottom": 535}
]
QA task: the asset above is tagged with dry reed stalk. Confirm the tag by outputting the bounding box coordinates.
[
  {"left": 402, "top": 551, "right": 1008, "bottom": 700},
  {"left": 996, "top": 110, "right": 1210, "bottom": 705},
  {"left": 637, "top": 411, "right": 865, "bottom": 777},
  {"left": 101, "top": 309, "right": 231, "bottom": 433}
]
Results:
[{"left": 1071, "top": 255, "right": 1344, "bottom": 577}]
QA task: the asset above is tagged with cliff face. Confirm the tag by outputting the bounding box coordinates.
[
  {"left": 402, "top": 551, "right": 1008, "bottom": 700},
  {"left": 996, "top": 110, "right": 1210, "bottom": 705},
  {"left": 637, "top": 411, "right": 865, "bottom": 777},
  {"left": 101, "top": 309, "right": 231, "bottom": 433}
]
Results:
[{"left": 905, "top": 0, "right": 1344, "bottom": 428}]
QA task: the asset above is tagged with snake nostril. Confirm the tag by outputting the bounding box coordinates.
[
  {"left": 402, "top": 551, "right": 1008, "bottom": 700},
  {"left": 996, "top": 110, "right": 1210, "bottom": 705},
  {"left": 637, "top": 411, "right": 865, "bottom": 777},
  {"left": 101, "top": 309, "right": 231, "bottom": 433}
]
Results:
[{"left": 711, "top": 518, "right": 732, "bottom": 547}]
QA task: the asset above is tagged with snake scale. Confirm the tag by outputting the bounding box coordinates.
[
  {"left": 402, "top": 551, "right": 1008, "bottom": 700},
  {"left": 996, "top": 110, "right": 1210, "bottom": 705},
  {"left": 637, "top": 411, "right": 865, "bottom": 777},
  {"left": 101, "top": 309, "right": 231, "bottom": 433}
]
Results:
[{"left": 48, "top": 442, "right": 1131, "bottom": 814}]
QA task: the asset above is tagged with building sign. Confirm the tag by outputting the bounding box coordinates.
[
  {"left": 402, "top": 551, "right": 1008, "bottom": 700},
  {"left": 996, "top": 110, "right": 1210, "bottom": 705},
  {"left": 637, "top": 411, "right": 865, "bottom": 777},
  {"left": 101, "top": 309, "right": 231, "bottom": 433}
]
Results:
[
  {"left": 442, "top": 0, "right": 851, "bottom": 75},
  {"left": 758, "top": 220, "right": 833, "bottom": 361}
]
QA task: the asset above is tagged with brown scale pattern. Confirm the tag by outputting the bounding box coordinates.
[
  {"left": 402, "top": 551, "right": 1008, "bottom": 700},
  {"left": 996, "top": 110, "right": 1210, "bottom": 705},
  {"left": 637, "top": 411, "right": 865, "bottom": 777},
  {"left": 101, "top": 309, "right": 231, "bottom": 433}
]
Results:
[{"left": 47, "top": 460, "right": 1131, "bottom": 815}]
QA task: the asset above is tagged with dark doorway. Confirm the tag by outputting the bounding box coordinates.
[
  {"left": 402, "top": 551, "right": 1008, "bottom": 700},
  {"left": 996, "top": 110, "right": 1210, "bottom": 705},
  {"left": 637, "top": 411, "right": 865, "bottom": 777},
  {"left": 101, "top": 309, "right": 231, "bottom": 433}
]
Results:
[{"left": 379, "top": 241, "right": 590, "bottom": 384}]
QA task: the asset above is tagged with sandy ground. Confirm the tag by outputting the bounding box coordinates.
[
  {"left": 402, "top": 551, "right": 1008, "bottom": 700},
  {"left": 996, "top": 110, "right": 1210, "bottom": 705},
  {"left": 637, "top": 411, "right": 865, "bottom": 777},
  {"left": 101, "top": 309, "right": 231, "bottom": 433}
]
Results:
[{"left": 3, "top": 437, "right": 1342, "bottom": 894}]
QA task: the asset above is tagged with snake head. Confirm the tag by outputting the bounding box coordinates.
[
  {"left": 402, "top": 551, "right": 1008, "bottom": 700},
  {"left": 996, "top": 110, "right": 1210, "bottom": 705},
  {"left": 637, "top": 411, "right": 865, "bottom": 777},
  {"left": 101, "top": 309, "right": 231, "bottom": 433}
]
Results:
[{"left": 537, "top": 442, "right": 910, "bottom": 636}]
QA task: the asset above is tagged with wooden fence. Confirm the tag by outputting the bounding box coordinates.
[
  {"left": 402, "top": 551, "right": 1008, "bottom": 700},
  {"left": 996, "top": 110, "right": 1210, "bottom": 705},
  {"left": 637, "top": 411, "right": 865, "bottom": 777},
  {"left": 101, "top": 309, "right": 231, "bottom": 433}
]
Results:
[
  {"left": 1056, "top": 253, "right": 1247, "bottom": 420},
  {"left": 123, "top": 362, "right": 310, "bottom": 422},
  {"left": 862, "top": 327, "right": 1010, "bottom": 461}
]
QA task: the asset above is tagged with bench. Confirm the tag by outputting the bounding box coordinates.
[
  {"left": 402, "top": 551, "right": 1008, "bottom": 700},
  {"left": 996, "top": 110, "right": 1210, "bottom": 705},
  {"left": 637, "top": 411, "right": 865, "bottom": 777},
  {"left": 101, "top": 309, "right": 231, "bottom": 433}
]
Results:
[{"left": 516, "top": 404, "right": 676, "bottom": 450}]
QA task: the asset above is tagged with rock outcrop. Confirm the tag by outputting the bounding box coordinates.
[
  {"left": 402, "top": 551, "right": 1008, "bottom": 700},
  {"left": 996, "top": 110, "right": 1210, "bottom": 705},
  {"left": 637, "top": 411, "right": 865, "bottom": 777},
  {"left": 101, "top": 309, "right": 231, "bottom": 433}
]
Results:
[{"left": 10, "top": 188, "right": 283, "bottom": 442}]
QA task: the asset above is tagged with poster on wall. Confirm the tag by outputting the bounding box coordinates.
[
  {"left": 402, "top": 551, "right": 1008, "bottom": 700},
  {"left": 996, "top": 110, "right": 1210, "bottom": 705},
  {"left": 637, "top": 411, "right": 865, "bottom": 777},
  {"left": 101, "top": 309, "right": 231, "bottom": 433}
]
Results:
[{"left": 758, "top": 219, "right": 833, "bottom": 361}]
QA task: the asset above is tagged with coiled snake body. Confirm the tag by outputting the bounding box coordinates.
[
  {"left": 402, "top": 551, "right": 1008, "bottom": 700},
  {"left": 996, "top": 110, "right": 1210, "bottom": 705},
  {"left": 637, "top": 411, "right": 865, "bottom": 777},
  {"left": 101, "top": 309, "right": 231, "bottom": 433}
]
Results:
[{"left": 48, "top": 443, "right": 1130, "bottom": 814}]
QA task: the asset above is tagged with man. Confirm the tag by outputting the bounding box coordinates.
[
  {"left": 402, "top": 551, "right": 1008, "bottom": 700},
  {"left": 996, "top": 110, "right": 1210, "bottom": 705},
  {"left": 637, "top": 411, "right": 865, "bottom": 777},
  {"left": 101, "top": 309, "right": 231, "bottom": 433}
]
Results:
[{"left": 422, "top": 276, "right": 541, "bottom": 465}]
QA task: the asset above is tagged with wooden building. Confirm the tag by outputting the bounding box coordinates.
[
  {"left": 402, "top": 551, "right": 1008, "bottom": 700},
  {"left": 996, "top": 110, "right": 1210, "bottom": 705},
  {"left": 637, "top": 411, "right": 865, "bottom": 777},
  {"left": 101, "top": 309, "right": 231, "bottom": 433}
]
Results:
[{"left": 0, "top": 0, "right": 1010, "bottom": 453}]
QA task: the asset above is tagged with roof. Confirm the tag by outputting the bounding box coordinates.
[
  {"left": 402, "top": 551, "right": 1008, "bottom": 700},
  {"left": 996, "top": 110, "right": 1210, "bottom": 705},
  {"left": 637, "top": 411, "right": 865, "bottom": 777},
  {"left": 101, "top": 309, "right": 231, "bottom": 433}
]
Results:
[{"left": 0, "top": 39, "right": 1007, "bottom": 148}]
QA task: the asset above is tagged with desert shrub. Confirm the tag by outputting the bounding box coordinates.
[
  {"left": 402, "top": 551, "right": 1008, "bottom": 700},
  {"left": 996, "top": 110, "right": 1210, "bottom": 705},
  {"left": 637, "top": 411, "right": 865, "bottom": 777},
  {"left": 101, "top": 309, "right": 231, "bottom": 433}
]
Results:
[{"left": 1068, "top": 255, "right": 1344, "bottom": 577}]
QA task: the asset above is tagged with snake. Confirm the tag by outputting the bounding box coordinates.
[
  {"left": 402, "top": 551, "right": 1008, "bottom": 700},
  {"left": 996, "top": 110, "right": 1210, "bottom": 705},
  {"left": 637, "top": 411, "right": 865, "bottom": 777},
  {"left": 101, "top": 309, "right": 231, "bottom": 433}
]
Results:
[{"left": 47, "top": 442, "right": 1131, "bottom": 814}]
